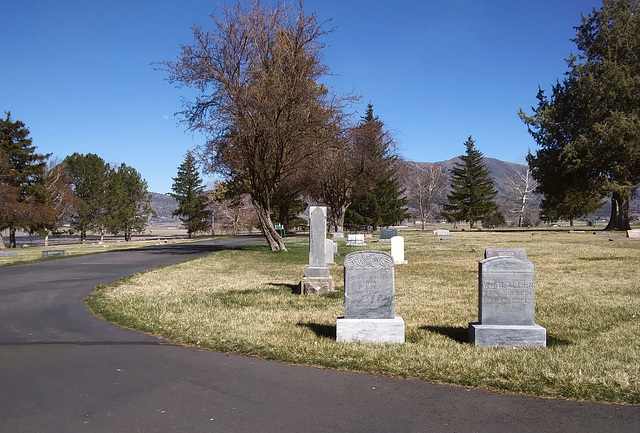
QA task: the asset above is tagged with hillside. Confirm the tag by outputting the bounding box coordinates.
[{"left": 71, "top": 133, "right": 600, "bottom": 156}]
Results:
[{"left": 149, "top": 193, "right": 179, "bottom": 222}]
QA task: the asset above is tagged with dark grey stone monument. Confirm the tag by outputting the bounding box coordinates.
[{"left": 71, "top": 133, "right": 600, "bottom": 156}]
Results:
[
  {"left": 484, "top": 248, "right": 527, "bottom": 260},
  {"left": 336, "top": 251, "right": 404, "bottom": 343},
  {"left": 299, "top": 206, "right": 334, "bottom": 294},
  {"left": 379, "top": 228, "right": 398, "bottom": 242},
  {"left": 469, "top": 255, "right": 546, "bottom": 347}
]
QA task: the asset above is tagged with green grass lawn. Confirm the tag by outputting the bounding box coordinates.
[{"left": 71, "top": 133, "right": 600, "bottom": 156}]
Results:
[{"left": 86, "top": 230, "right": 640, "bottom": 404}]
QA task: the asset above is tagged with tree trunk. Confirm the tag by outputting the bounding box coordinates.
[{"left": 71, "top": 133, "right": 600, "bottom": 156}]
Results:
[
  {"left": 0, "top": 232, "right": 6, "bottom": 249},
  {"left": 604, "top": 193, "right": 631, "bottom": 231},
  {"left": 252, "top": 199, "right": 286, "bottom": 251},
  {"left": 333, "top": 204, "right": 347, "bottom": 233},
  {"left": 9, "top": 226, "right": 16, "bottom": 248}
]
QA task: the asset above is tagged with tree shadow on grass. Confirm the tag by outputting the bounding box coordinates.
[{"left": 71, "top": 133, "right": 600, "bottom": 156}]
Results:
[
  {"left": 297, "top": 322, "right": 336, "bottom": 340},
  {"left": 420, "top": 325, "right": 470, "bottom": 344}
]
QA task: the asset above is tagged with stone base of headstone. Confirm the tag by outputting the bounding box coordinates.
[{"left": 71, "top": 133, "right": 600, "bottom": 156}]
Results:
[
  {"left": 304, "top": 266, "right": 330, "bottom": 278},
  {"left": 377, "top": 239, "right": 392, "bottom": 243},
  {"left": 298, "top": 277, "right": 335, "bottom": 295},
  {"left": 336, "top": 316, "right": 405, "bottom": 343},
  {"left": 468, "top": 323, "right": 546, "bottom": 348}
]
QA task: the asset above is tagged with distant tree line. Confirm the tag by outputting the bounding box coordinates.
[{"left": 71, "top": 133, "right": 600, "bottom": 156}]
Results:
[{"left": 1, "top": 112, "right": 154, "bottom": 248}]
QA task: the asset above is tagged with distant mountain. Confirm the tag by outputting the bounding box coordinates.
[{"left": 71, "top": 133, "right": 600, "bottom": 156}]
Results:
[{"left": 149, "top": 192, "right": 179, "bottom": 222}]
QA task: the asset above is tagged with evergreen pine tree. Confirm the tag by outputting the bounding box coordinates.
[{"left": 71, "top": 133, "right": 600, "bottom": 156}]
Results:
[
  {"left": 520, "top": 0, "right": 640, "bottom": 230},
  {"left": 443, "top": 136, "right": 502, "bottom": 228},
  {"left": 170, "top": 152, "right": 212, "bottom": 238},
  {"left": 344, "top": 104, "right": 409, "bottom": 230},
  {"left": 0, "top": 112, "right": 53, "bottom": 247}
]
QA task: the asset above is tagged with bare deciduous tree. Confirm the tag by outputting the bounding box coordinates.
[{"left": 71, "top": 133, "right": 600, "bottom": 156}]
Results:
[
  {"left": 159, "top": 1, "right": 342, "bottom": 251},
  {"left": 505, "top": 163, "right": 538, "bottom": 227},
  {"left": 316, "top": 104, "right": 399, "bottom": 232},
  {"left": 406, "top": 163, "right": 447, "bottom": 230},
  {"left": 208, "top": 181, "right": 258, "bottom": 235}
]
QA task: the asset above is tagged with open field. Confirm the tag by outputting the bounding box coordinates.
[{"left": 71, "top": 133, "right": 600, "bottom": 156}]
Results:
[{"left": 87, "top": 229, "right": 640, "bottom": 404}]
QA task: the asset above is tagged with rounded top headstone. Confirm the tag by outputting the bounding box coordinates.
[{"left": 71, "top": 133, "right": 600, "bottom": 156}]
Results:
[{"left": 344, "top": 251, "right": 394, "bottom": 268}]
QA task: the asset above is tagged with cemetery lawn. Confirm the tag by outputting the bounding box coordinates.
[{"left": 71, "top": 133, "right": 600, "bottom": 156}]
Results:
[{"left": 86, "top": 230, "right": 640, "bottom": 404}]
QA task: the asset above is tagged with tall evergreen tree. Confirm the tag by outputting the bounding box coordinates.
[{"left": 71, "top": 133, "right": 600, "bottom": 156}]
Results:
[
  {"left": 0, "top": 112, "right": 53, "bottom": 247},
  {"left": 520, "top": 0, "right": 640, "bottom": 230},
  {"left": 170, "top": 152, "right": 212, "bottom": 238},
  {"left": 104, "top": 163, "right": 155, "bottom": 242},
  {"left": 344, "top": 104, "right": 408, "bottom": 230},
  {"left": 443, "top": 136, "right": 502, "bottom": 228},
  {"left": 63, "top": 153, "right": 110, "bottom": 241}
]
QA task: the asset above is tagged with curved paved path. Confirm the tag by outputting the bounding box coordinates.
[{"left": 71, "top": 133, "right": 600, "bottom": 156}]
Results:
[{"left": 1, "top": 238, "right": 638, "bottom": 432}]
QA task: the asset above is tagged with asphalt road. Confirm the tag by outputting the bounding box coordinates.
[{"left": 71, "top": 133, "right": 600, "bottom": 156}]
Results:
[{"left": 1, "top": 237, "right": 638, "bottom": 432}]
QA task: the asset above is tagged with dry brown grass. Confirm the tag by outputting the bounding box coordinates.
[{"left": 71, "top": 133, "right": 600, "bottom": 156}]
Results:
[{"left": 87, "top": 230, "right": 640, "bottom": 404}]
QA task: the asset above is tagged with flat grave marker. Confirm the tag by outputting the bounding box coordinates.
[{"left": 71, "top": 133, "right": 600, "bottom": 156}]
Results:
[{"left": 42, "top": 249, "right": 66, "bottom": 258}]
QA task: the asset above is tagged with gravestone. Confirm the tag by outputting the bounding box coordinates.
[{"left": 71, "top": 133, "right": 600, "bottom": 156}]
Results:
[
  {"left": 346, "top": 234, "right": 366, "bottom": 246},
  {"left": 336, "top": 251, "right": 405, "bottom": 343},
  {"left": 0, "top": 251, "right": 19, "bottom": 257},
  {"left": 325, "top": 239, "right": 337, "bottom": 266},
  {"left": 433, "top": 229, "right": 450, "bottom": 236},
  {"left": 332, "top": 232, "right": 344, "bottom": 239},
  {"left": 299, "top": 206, "right": 334, "bottom": 294},
  {"left": 469, "top": 255, "right": 546, "bottom": 347},
  {"left": 627, "top": 229, "right": 640, "bottom": 238},
  {"left": 42, "top": 249, "right": 66, "bottom": 258},
  {"left": 390, "top": 236, "right": 406, "bottom": 264},
  {"left": 379, "top": 228, "right": 398, "bottom": 242},
  {"left": 484, "top": 248, "right": 527, "bottom": 260}
]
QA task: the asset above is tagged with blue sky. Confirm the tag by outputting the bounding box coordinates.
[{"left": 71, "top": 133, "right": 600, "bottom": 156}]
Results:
[{"left": 1, "top": 0, "right": 603, "bottom": 193}]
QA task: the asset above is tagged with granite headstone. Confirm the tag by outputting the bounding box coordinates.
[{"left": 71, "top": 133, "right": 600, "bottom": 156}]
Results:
[
  {"left": 469, "top": 255, "right": 546, "bottom": 347},
  {"left": 379, "top": 228, "right": 398, "bottom": 242},
  {"left": 337, "top": 251, "right": 405, "bottom": 343}
]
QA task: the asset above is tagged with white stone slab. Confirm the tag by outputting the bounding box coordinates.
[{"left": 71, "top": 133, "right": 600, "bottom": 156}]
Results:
[
  {"left": 433, "top": 229, "right": 450, "bottom": 236},
  {"left": 469, "top": 323, "right": 546, "bottom": 347},
  {"left": 336, "top": 316, "right": 405, "bottom": 343},
  {"left": 390, "top": 236, "right": 406, "bottom": 264},
  {"left": 627, "top": 229, "right": 640, "bottom": 238}
]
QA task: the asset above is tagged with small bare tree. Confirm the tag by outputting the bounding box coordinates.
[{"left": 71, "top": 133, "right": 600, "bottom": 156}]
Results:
[
  {"left": 505, "top": 164, "right": 538, "bottom": 227},
  {"left": 159, "top": 1, "right": 342, "bottom": 251},
  {"left": 208, "top": 181, "right": 258, "bottom": 236},
  {"left": 406, "top": 163, "right": 447, "bottom": 229}
]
